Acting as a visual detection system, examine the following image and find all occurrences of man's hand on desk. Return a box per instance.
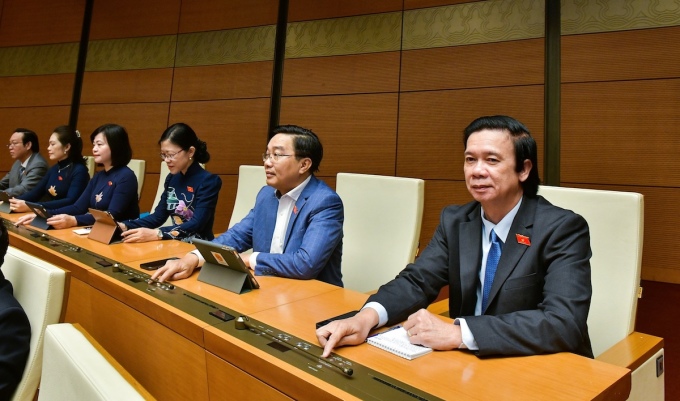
[151,253,199,282]
[316,308,379,358]
[8,198,29,212]
[402,309,462,350]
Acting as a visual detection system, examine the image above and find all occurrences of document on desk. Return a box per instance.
[367,325,432,360]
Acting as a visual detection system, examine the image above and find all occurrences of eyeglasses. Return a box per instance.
[262,153,293,163]
[6,142,22,148]
[160,149,185,161]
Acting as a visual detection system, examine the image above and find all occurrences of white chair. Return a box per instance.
[127,159,146,200]
[84,156,95,178]
[4,247,67,401]
[335,173,424,293]
[229,165,266,228]
[38,323,151,401]
[536,185,663,401]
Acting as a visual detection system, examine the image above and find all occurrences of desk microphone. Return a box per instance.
[235,316,353,376]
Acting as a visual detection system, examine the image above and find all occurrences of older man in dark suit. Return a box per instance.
[0,224,32,399]
[0,128,49,198]
[317,115,593,358]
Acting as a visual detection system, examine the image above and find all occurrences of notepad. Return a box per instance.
[366,326,432,360]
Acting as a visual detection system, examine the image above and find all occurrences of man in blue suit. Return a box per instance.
[153,125,344,286]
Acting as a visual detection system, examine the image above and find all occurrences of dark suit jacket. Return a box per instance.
[213,175,344,287]
[0,273,31,400]
[367,195,593,357]
[0,152,49,197]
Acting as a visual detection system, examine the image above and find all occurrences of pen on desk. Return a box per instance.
[367,324,402,338]
[235,316,353,376]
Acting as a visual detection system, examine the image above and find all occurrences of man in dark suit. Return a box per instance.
[317,115,593,358]
[0,224,32,399]
[152,124,344,286]
[0,129,49,198]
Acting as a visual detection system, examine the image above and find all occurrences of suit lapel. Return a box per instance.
[458,205,482,316]
[260,191,278,252]
[283,176,317,251]
[485,196,537,311]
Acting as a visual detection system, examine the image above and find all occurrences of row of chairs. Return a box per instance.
[4,247,148,400]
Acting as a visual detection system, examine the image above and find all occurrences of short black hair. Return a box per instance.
[90,124,133,167]
[272,124,323,173]
[15,128,39,153]
[463,115,540,197]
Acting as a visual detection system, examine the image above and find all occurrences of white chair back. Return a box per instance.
[127,159,146,200]
[229,165,266,228]
[38,323,150,401]
[4,247,67,401]
[537,185,644,357]
[84,156,95,178]
[336,173,424,293]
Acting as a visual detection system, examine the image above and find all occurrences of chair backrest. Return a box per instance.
[336,173,425,293]
[537,185,644,357]
[127,159,146,200]
[38,323,151,401]
[229,165,267,228]
[84,156,95,178]
[3,247,67,401]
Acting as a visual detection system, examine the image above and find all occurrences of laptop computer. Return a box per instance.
[193,238,259,294]
[0,191,11,213]
[88,208,123,244]
[25,201,52,230]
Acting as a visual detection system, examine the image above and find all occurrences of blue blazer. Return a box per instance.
[213,175,344,286]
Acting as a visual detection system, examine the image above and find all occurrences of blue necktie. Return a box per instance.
[482,229,502,312]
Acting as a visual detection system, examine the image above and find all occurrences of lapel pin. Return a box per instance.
[516,234,531,246]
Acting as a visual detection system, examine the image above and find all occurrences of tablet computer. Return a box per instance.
[0,191,11,213]
[88,208,123,244]
[193,238,259,294]
[25,201,51,230]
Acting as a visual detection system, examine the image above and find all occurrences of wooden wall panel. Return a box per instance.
[288,0,402,22]
[561,79,680,187]
[280,94,399,177]
[178,0,279,33]
[0,106,70,171]
[400,39,544,92]
[0,0,84,46]
[89,0,181,40]
[172,62,273,102]
[397,86,545,180]
[81,69,174,104]
[0,74,75,107]
[563,26,680,83]
[419,180,471,254]
[282,52,400,96]
[168,99,271,175]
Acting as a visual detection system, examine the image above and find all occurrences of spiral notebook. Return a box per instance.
[366,325,432,360]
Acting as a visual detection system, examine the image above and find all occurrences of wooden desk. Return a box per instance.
[3,213,631,400]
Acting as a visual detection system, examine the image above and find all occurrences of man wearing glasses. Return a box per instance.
[0,129,48,198]
[153,125,344,287]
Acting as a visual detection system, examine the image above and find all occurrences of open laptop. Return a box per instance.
[193,238,259,294]
[0,191,11,213]
[25,201,52,230]
[88,208,123,244]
